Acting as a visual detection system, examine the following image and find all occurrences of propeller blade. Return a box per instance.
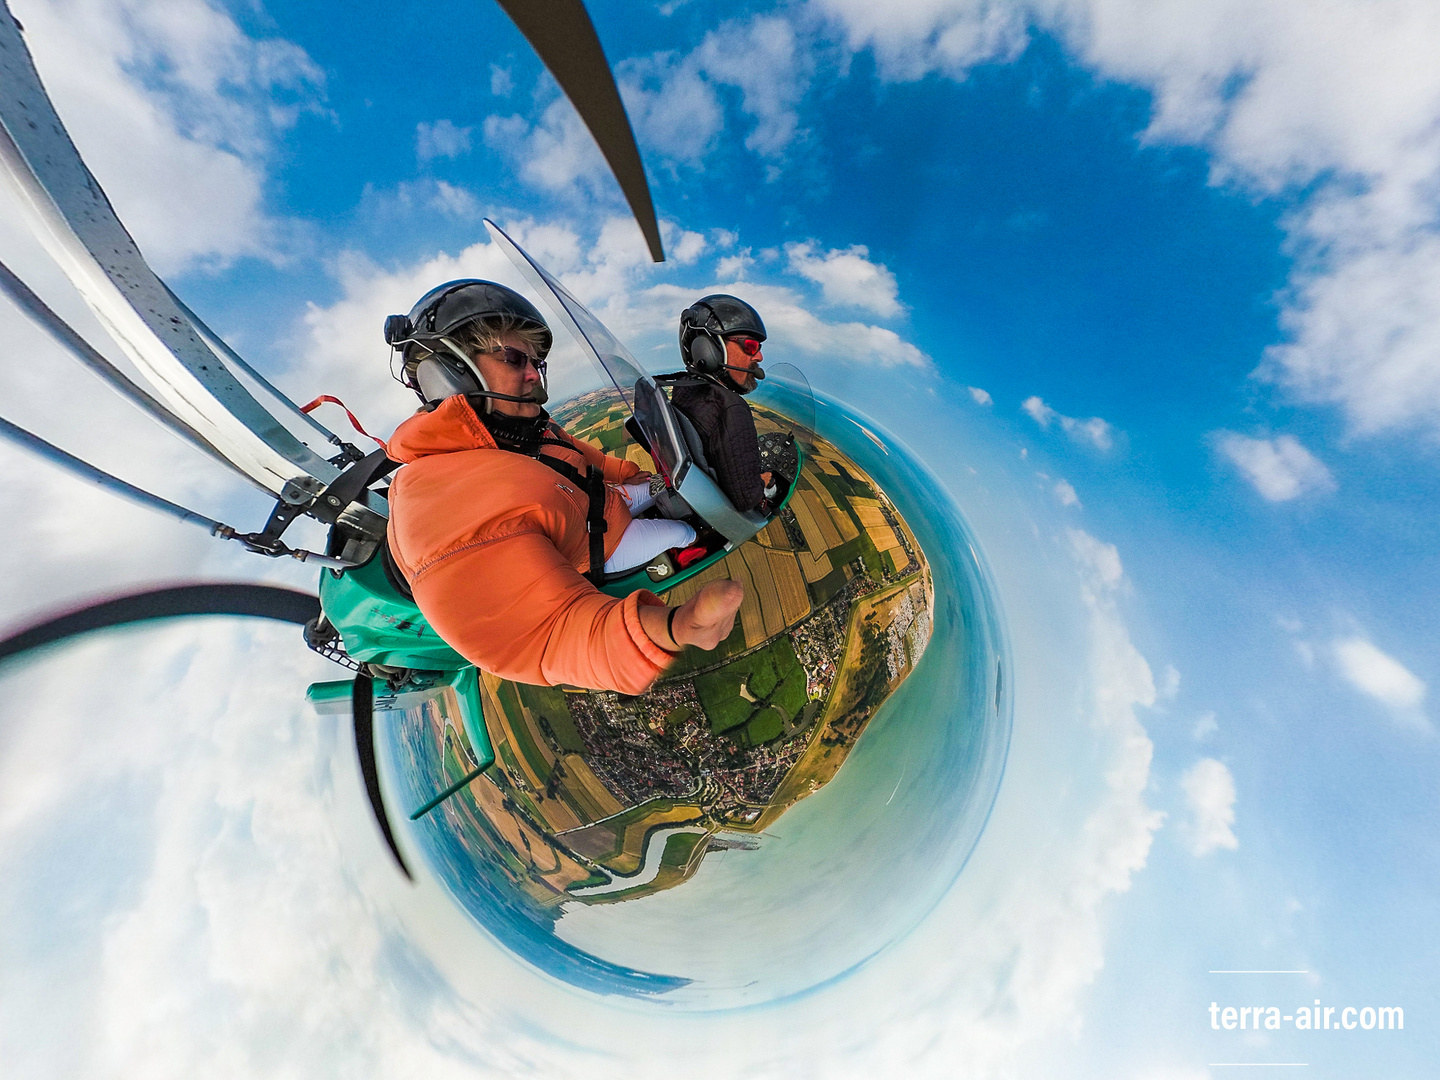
[494,0,665,262]
[0,583,320,664]
[351,671,415,881]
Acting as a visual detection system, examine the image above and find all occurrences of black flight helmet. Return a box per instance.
[679,294,767,380]
[385,279,553,408]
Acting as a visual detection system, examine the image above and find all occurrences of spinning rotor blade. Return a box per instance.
[0,586,414,880]
[495,0,665,262]
[0,583,320,664]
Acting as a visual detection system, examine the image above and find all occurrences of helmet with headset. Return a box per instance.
[384,279,553,409]
[678,294,766,381]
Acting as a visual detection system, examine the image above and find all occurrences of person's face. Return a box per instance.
[472,333,544,416]
[724,335,763,392]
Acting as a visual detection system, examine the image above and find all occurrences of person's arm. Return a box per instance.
[711,395,765,512]
[411,530,741,694]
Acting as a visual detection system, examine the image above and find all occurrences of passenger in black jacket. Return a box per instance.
[672,294,774,513]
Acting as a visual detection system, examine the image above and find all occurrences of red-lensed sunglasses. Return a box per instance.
[480,345,546,375]
[728,336,763,357]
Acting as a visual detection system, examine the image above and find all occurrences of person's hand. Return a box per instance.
[673,580,744,649]
[640,580,743,653]
[760,471,773,487]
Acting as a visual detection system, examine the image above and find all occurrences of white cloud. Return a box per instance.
[1053,478,1081,507]
[618,15,812,168]
[809,0,1440,438]
[1068,527,1124,589]
[1192,711,1218,741]
[416,119,473,162]
[716,249,755,279]
[785,242,903,317]
[1181,757,1238,856]
[1332,636,1429,722]
[489,63,514,97]
[1022,395,1056,426]
[693,16,810,157]
[1022,396,1115,450]
[430,180,481,219]
[1057,414,1110,451]
[812,0,1029,82]
[483,96,608,196]
[619,51,725,165]
[968,386,993,406]
[14,0,324,274]
[1214,432,1334,501]
[665,224,708,265]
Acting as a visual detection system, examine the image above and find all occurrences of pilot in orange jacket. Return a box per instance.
[383,279,742,695]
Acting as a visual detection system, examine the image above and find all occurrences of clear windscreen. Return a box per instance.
[485,220,650,417]
[749,361,815,443]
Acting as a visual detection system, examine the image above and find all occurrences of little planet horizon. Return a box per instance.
[373,389,1008,1005]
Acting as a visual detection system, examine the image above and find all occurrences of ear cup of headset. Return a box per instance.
[689,331,724,374]
[680,303,726,374]
[413,353,481,403]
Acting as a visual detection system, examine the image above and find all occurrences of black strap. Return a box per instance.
[584,463,607,585]
[313,448,398,525]
[502,425,611,586]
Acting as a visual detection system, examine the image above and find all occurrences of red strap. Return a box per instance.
[300,395,386,448]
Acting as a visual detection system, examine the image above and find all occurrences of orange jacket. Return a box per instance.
[385,395,676,694]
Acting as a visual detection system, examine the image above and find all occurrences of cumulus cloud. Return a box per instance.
[968,386,993,406]
[716,249,755,279]
[1181,757,1238,856]
[1022,396,1115,450]
[14,0,323,274]
[785,242,903,317]
[809,0,1440,438]
[1214,432,1334,501]
[483,96,608,196]
[416,119,473,162]
[1331,636,1430,731]
[812,0,1029,81]
[618,15,812,167]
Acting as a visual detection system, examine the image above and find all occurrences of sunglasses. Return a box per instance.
[480,345,546,375]
[729,336,763,357]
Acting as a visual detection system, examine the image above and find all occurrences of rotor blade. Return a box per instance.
[0,259,263,491]
[494,0,664,262]
[0,7,341,495]
[0,584,320,664]
[165,286,353,457]
[351,671,415,881]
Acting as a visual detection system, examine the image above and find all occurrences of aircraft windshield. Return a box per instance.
[484,220,650,417]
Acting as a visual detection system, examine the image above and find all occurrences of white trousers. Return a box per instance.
[604,481,696,572]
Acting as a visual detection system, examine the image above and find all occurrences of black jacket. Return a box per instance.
[671,378,764,512]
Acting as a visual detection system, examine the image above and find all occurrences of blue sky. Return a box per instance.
[1,0,1438,1076]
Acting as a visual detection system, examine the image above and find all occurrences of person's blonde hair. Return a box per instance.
[450,314,549,359]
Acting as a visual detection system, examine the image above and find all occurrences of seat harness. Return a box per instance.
[471,403,608,585]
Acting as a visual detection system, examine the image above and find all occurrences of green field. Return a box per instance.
[693,635,807,747]
[660,830,704,869]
